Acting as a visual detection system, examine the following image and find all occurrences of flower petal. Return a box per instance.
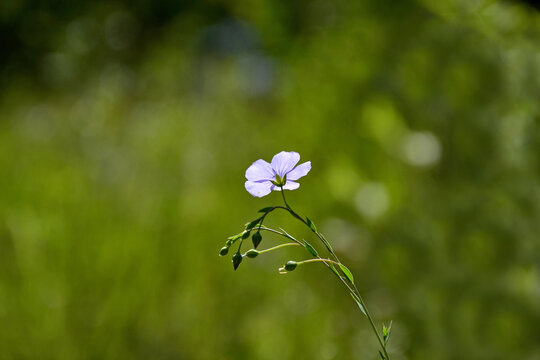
[271,181,300,191]
[283,180,300,190]
[271,151,300,177]
[287,161,311,181]
[245,180,273,197]
[245,159,274,181]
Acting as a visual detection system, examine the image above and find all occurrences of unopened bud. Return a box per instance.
[252,231,262,248]
[246,249,259,258]
[284,261,297,271]
[232,252,243,270]
[219,246,229,256]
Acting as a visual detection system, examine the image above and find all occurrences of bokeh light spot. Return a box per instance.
[355,182,389,220]
[401,131,441,167]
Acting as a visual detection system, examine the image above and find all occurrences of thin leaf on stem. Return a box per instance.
[350,293,367,316]
[339,264,354,284]
[303,240,319,257]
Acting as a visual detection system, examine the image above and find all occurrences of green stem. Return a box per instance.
[256,242,301,255]
[279,189,390,360]
[256,226,303,246]
[280,186,290,208]
[296,258,341,266]
[353,283,389,359]
[237,238,244,254]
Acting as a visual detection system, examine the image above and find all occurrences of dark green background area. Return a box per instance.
[1,0,540,359]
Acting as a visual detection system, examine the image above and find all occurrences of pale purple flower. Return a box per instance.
[245,151,311,197]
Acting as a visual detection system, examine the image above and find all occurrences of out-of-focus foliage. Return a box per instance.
[1,0,540,359]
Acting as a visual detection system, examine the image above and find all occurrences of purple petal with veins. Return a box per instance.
[271,151,300,177]
[286,161,311,181]
[245,159,274,182]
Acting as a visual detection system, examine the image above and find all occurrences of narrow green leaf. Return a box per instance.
[383,321,393,344]
[246,217,262,230]
[319,234,334,252]
[279,228,295,241]
[329,263,341,278]
[258,207,274,213]
[226,233,243,247]
[379,350,386,359]
[350,293,367,316]
[339,264,354,284]
[303,240,319,257]
[227,233,243,241]
[306,217,317,232]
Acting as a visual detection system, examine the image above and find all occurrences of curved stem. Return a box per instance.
[278,189,390,360]
[255,242,301,255]
[297,258,341,266]
[256,226,303,246]
[257,205,297,232]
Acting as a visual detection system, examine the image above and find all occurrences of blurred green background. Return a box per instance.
[1,0,540,359]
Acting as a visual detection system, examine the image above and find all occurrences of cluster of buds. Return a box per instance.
[219,216,267,270]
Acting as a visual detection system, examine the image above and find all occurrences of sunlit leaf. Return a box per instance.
[227,233,242,241]
[339,264,354,284]
[329,263,341,278]
[303,240,318,257]
[383,321,393,344]
[306,217,317,232]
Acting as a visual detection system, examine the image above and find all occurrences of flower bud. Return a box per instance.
[219,246,229,256]
[226,240,233,247]
[252,231,262,248]
[246,249,259,258]
[232,252,243,270]
[242,230,251,240]
[284,261,297,271]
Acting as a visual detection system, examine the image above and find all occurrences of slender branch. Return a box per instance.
[279,189,390,360]
[280,186,290,208]
[296,258,342,266]
[350,282,389,359]
[257,205,298,232]
[237,238,244,253]
[256,225,303,246]
[255,242,301,255]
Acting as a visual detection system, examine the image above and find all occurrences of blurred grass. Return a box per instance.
[1,0,540,359]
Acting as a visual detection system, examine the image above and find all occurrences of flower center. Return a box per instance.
[271,174,287,187]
